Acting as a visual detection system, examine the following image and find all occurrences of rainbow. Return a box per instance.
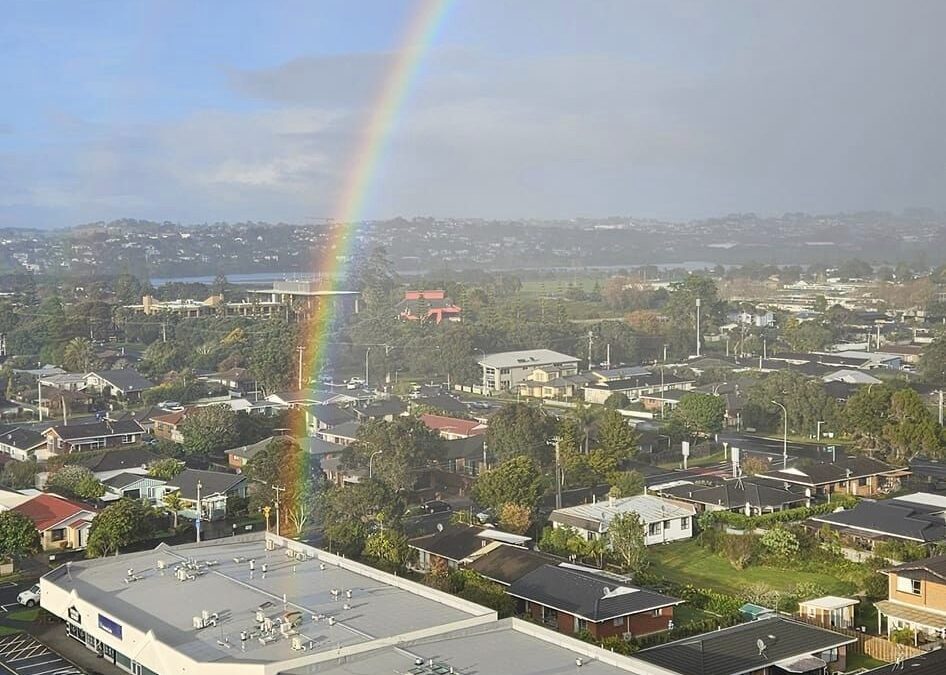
[301,0,451,385]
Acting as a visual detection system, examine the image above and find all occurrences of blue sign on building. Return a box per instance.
[98,614,123,639]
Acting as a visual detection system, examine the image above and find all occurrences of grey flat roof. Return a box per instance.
[478,349,579,369]
[281,618,660,675]
[43,538,478,666]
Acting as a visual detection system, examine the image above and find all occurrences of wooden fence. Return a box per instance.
[795,615,924,662]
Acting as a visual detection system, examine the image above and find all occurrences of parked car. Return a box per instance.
[421,500,453,514]
[17,584,40,607]
[158,400,183,411]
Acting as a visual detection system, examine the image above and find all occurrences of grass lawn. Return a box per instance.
[649,539,856,597]
[5,607,39,622]
[845,652,886,670]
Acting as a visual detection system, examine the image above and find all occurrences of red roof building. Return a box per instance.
[420,414,487,440]
[13,493,97,551]
[397,290,462,324]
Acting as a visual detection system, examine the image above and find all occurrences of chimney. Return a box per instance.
[609,494,615,508]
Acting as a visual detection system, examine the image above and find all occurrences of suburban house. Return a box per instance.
[863,648,946,674]
[352,398,409,422]
[468,544,561,587]
[809,492,946,547]
[408,524,531,572]
[102,473,166,505]
[478,349,580,392]
[634,616,856,675]
[516,366,588,400]
[42,419,146,455]
[307,404,356,433]
[877,555,946,640]
[13,493,97,551]
[442,435,489,477]
[797,596,859,630]
[68,446,158,483]
[317,420,362,446]
[508,564,682,639]
[226,436,276,471]
[420,413,486,440]
[151,409,189,443]
[83,369,154,403]
[758,456,907,497]
[0,425,46,461]
[639,388,691,413]
[0,486,32,511]
[549,494,696,546]
[583,371,695,405]
[202,367,258,396]
[397,290,462,323]
[158,469,247,522]
[650,479,808,516]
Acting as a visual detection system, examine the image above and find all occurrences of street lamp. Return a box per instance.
[369,450,383,479]
[365,347,371,389]
[771,400,788,469]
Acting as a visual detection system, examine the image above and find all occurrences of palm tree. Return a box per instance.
[570,401,597,454]
[163,491,185,530]
[62,337,96,373]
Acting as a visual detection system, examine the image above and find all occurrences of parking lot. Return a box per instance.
[0,633,82,675]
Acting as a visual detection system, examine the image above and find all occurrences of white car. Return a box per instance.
[17,584,40,607]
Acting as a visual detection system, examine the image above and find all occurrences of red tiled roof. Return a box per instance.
[13,494,95,531]
[420,414,486,437]
[151,409,189,425]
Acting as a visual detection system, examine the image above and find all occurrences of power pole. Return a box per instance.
[162,320,167,343]
[272,485,286,537]
[37,381,43,423]
[554,438,563,510]
[695,298,702,357]
[605,344,611,370]
[587,331,594,371]
[297,346,305,391]
[195,480,203,543]
[938,390,944,426]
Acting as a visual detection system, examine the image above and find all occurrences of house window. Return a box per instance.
[51,528,65,542]
[576,618,587,632]
[858,477,868,486]
[897,576,921,595]
[652,609,662,617]
[613,617,624,626]
[820,648,839,663]
[663,520,671,531]
[680,517,689,530]
[648,522,661,536]
[122,434,136,444]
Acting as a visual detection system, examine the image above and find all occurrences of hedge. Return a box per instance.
[697,495,858,531]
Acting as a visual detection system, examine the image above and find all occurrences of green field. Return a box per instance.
[649,539,856,597]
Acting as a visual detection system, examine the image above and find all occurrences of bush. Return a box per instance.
[698,495,859,531]
[874,540,928,563]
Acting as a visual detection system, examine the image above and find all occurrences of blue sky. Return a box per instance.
[2,1,945,227]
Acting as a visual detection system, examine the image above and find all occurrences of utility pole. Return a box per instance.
[938,390,944,426]
[162,320,167,343]
[772,400,788,469]
[195,480,203,543]
[297,346,304,391]
[37,381,43,423]
[587,331,594,371]
[554,438,563,510]
[695,298,702,357]
[605,344,611,370]
[365,347,371,388]
[272,485,285,538]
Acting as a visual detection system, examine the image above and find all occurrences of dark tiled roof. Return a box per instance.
[408,524,487,562]
[89,369,154,393]
[883,555,946,582]
[865,648,946,674]
[762,456,899,486]
[508,564,681,622]
[443,435,486,461]
[660,480,806,510]
[166,469,245,499]
[0,425,45,451]
[103,472,154,489]
[812,499,946,543]
[467,545,561,586]
[320,420,362,440]
[412,394,469,416]
[635,616,855,675]
[73,446,158,473]
[309,404,356,427]
[355,398,408,419]
[584,373,692,391]
[47,420,144,441]
[297,437,345,457]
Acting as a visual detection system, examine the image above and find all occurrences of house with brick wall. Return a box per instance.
[507,564,682,639]
[877,555,946,641]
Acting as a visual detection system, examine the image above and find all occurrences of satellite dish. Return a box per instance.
[436,523,444,532]
[757,638,767,656]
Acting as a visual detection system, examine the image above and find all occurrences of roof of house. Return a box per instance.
[797,596,858,610]
[420,414,485,437]
[165,469,245,500]
[822,369,883,385]
[634,616,856,675]
[882,555,946,581]
[584,372,692,392]
[550,494,695,532]
[864,647,946,674]
[88,369,154,393]
[467,545,561,586]
[13,493,95,531]
[320,420,362,440]
[811,498,946,543]
[639,388,691,402]
[71,446,158,473]
[226,436,277,461]
[478,349,579,369]
[760,456,900,486]
[411,394,470,416]
[0,425,46,451]
[508,564,682,622]
[297,436,345,457]
[443,435,486,461]
[309,404,356,427]
[150,409,189,425]
[355,398,408,419]
[408,524,489,563]
[103,472,161,489]
[45,419,144,441]
[656,480,806,511]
